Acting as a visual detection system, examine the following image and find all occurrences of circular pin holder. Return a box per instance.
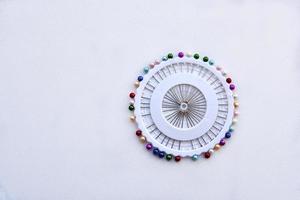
[128,52,239,162]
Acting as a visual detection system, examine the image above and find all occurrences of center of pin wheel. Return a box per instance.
[179,102,188,112]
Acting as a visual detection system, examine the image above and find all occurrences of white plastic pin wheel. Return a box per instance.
[128,52,239,162]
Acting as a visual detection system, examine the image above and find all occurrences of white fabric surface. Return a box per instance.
[0,0,300,200]
[0,186,10,200]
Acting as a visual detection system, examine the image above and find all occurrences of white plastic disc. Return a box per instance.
[130,53,238,160]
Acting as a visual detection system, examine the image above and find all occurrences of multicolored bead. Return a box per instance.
[192,154,199,161]
[139,136,146,143]
[178,52,184,58]
[230,84,235,90]
[175,155,181,162]
[137,76,143,82]
[136,130,142,137]
[167,53,173,59]
[226,78,232,84]
[209,60,215,65]
[158,151,165,158]
[134,81,140,87]
[234,102,239,108]
[166,154,173,161]
[129,92,135,98]
[128,105,135,111]
[186,52,192,57]
[214,144,221,151]
[146,143,153,150]
[204,152,211,159]
[144,66,150,73]
[219,139,226,146]
[225,132,231,138]
[194,53,200,59]
[153,148,159,155]
[203,56,209,62]
[234,111,239,116]
[232,118,238,124]
[130,115,136,121]
[149,63,155,68]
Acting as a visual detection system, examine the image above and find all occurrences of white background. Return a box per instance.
[0,0,300,200]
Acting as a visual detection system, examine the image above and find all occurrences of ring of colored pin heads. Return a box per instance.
[128,52,239,162]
